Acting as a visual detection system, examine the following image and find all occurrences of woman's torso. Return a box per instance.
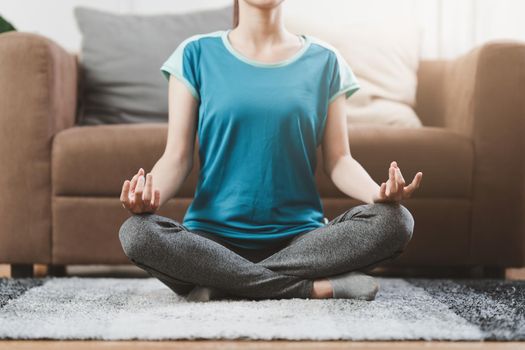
[160,29,359,249]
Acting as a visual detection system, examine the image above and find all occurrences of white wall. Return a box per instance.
[1,0,524,59]
[0,0,231,53]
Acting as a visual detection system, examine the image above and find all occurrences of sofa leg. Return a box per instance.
[10,264,34,278]
[469,265,506,278]
[47,264,67,277]
[483,266,506,279]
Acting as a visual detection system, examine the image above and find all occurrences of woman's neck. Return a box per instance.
[232,0,297,49]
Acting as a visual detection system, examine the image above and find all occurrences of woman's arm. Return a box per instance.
[152,75,199,208]
[321,95,422,204]
[321,94,379,204]
[121,75,199,213]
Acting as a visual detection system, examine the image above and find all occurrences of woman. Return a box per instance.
[118,0,423,302]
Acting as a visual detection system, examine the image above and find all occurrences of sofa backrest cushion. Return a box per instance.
[75,4,422,128]
[284,1,423,128]
[74,5,232,125]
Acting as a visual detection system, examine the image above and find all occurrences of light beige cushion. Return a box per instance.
[284,1,423,128]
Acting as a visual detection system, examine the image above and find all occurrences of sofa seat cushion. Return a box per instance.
[52,123,473,198]
[316,126,473,198]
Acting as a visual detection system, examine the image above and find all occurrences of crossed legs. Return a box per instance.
[118,202,414,300]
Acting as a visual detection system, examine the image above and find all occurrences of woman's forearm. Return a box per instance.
[150,154,193,208]
[328,155,380,204]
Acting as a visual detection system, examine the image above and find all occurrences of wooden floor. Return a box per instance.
[1,264,524,349]
[0,340,524,350]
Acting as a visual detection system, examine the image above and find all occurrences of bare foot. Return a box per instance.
[311,278,333,299]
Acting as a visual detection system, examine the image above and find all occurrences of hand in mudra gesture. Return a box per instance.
[120,168,161,214]
[373,161,423,203]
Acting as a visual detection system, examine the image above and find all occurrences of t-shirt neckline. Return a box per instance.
[220,29,310,68]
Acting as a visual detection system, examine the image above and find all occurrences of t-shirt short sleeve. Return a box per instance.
[328,49,360,104]
[160,38,200,101]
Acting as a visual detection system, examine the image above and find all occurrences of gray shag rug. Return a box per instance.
[0,276,524,341]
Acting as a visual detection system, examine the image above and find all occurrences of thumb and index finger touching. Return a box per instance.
[390,161,423,197]
[121,168,158,213]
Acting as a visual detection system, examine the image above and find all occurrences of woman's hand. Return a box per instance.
[372,161,422,204]
[120,168,161,214]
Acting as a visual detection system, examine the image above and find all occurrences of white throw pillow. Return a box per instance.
[283,1,423,128]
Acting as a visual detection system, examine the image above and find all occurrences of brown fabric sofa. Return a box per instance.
[1,32,524,277]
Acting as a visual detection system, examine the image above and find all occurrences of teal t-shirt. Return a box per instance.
[160,29,360,249]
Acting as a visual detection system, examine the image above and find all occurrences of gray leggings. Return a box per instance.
[118,202,414,300]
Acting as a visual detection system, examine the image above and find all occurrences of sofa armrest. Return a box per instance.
[0,32,78,264]
[442,41,525,266]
